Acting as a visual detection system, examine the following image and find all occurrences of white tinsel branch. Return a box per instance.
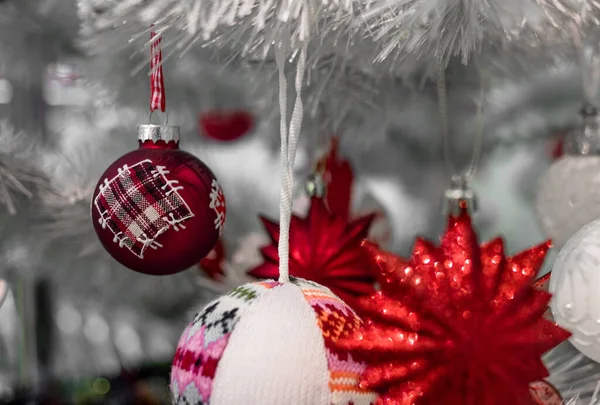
[246,53,380,131]
[565,381,600,404]
[78,0,353,62]
[0,121,49,215]
[544,341,600,403]
[353,0,600,67]
[39,184,97,256]
[78,0,600,76]
[40,104,139,259]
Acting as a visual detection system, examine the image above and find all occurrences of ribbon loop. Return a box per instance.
[150,31,166,113]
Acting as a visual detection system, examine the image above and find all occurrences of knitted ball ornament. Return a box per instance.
[170,277,377,405]
[172,44,376,405]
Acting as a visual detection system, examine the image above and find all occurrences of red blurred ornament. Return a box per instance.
[91,125,226,275]
[198,238,226,280]
[549,132,565,160]
[248,197,377,306]
[529,381,562,405]
[199,109,254,142]
[336,210,570,405]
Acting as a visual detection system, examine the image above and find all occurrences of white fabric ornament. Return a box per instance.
[535,89,600,248]
[170,278,377,405]
[536,155,600,249]
[550,219,600,363]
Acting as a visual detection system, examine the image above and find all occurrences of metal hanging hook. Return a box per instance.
[149,110,169,126]
[437,60,486,215]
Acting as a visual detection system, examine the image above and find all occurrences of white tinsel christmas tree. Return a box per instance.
[0,0,600,403]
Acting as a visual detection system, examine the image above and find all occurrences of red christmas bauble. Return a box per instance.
[91,124,226,275]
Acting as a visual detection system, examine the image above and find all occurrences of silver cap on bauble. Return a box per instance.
[137,124,180,143]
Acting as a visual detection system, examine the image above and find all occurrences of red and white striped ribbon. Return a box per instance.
[150,30,166,112]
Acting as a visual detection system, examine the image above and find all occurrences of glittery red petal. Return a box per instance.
[259,216,280,243]
[493,242,551,310]
[479,238,505,302]
[362,359,431,391]
[363,242,412,297]
[410,239,451,308]
[247,262,278,279]
[440,213,480,309]
[259,244,279,262]
[377,365,448,405]
[496,290,551,328]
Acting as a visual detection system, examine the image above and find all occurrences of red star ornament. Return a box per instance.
[248,197,377,306]
[318,137,390,246]
[198,238,226,281]
[319,136,354,217]
[336,210,570,405]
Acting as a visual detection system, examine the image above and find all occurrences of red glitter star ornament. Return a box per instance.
[248,197,377,305]
[336,211,570,405]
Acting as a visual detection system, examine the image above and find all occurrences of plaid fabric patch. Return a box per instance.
[94,159,194,258]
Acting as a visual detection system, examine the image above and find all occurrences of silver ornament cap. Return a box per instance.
[304,172,326,198]
[565,104,600,155]
[137,124,180,143]
[443,175,477,216]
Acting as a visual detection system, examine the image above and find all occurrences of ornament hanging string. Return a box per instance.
[275,41,309,283]
[150,29,167,121]
[436,58,485,182]
[571,24,600,105]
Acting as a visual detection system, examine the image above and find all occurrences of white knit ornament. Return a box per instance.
[535,156,600,249]
[550,219,600,364]
[170,277,377,405]
[169,33,376,405]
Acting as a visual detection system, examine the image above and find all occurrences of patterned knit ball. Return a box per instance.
[170,277,377,405]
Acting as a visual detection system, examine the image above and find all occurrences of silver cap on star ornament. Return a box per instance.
[443,175,477,216]
[565,104,600,156]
